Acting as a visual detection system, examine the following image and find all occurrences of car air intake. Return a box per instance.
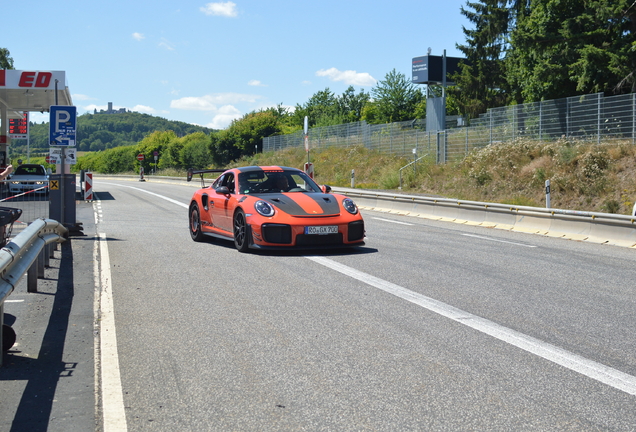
[262,224,292,244]
[347,221,365,241]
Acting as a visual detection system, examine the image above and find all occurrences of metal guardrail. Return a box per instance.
[0,219,68,362]
[337,188,636,248]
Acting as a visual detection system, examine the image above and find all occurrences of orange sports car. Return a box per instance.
[187,166,365,252]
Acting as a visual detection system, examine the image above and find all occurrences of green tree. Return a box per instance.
[451,0,512,118]
[136,130,178,172]
[0,48,14,69]
[178,132,213,170]
[210,110,281,166]
[337,86,370,123]
[368,69,424,123]
[291,88,341,128]
[506,0,636,101]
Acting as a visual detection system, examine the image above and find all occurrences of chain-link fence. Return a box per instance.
[0,181,50,236]
[263,92,636,163]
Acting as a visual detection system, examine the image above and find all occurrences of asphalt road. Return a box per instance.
[2,176,636,431]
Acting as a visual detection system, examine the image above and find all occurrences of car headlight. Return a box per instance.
[254,200,275,217]
[342,198,358,215]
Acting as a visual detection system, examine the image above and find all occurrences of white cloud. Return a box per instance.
[248,80,266,87]
[170,93,261,111]
[72,94,94,101]
[132,105,156,115]
[132,32,145,41]
[170,93,267,129]
[159,38,175,51]
[207,105,242,129]
[200,2,238,17]
[28,112,49,124]
[316,68,377,86]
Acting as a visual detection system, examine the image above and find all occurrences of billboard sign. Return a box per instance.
[412,55,463,85]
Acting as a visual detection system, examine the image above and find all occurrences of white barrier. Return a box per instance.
[337,188,636,248]
[84,172,93,201]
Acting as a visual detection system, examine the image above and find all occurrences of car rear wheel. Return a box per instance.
[233,209,250,252]
[189,203,206,242]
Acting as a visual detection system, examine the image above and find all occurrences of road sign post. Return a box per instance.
[137,154,145,181]
[49,105,77,229]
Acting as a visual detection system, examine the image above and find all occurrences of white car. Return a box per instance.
[8,164,50,195]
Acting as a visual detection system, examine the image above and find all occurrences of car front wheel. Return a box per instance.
[233,209,250,252]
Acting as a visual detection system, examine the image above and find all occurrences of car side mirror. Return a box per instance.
[321,185,332,193]
[216,186,230,195]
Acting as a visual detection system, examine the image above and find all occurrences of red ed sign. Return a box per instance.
[137,154,145,161]
[0,70,64,89]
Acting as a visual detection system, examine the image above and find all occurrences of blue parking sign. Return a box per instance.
[49,105,77,146]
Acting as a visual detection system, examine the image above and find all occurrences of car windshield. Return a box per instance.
[14,166,45,176]
[238,170,322,194]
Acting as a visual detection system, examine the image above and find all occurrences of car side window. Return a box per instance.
[212,174,224,189]
[225,174,235,194]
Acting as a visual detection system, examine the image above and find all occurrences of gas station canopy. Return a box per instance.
[0,70,72,118]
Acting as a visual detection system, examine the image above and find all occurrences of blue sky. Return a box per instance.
[5,1,470,129]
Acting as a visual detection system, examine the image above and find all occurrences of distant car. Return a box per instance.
[8,164,49,195]
[187,165,365,252]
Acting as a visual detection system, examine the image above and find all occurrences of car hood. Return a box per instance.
[257,193,342,217]
[9,175,48,181]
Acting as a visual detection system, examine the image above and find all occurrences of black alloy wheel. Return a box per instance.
[233,209,249,252]
[189,203,206,242]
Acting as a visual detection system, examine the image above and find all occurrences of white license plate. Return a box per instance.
[305,225,338,235]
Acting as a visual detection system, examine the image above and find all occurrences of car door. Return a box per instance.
[210,173,237,233]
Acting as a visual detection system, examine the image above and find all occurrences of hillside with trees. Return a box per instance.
[9,112,215,154]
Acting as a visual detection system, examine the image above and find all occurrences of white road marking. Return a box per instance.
[100,182,189,209]
[373,217,414,226]
[96,232,128,431]
[462,233,537,247]
[306,256,636,396]
[5,299,24,303]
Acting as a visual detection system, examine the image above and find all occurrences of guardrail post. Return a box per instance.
[37,249,45,278]
[27,260,38,293]
[44,244,50,267]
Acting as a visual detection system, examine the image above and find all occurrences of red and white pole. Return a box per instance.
[84,172,93,201]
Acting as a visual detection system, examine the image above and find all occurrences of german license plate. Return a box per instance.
[305,225,338,235]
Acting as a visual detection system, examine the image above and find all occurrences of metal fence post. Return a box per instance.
[633,93,636,145]
[539,100,543,141]
[489,110,493,145]
[598,93,602,145]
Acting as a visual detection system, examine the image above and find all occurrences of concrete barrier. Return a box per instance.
[338,188,636,249]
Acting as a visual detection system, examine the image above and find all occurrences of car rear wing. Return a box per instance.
[186,168,226,188]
